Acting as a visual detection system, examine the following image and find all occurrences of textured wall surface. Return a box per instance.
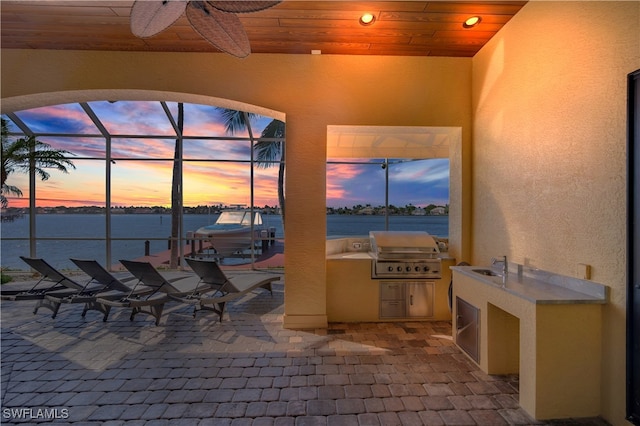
[1,51,472,328]
[472,2,640,424]
[3,2,639,423]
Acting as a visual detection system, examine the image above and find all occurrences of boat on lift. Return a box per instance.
[194,209,265,257]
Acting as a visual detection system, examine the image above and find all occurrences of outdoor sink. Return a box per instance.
[472,268,501,277]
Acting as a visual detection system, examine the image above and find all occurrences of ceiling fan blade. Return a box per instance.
[187,1,251,58]
[206,1,282,14]
[130,0,187,38]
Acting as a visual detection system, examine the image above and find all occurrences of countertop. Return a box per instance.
[451,265,608,305]
[326,252,373,260]
[327,252,456,261]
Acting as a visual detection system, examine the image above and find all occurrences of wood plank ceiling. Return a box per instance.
[1,1,527,57]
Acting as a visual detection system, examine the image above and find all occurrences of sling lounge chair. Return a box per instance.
[94,260,204,325]
[171,257,280,321]
[67,258,155,322]
[1,256,85,302]
[36,257,144,319]
[5,256,113,318]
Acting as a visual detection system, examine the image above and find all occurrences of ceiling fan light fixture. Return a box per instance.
[463,16,482,28]
[130,0,188,38]
[359,13,376,26]
[129,0,282,58]
[187,1,251,58]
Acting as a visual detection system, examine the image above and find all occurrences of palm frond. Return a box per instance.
[254,120,285,168]
[1,118,76,207]
[1,184,22,197]
[216,108,258,135]
[9,137,76,181]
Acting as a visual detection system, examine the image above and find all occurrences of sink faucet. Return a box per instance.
[491,256,508,275]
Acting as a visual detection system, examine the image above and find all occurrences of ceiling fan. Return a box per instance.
[130,1,282,58]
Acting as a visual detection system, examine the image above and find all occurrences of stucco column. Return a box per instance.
[282,115,328,329]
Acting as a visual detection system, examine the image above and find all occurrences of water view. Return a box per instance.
[1,214,448,271]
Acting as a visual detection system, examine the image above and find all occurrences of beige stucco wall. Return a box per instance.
[0,50,472,329]
[2,1,639,422]
[471,2,640,425]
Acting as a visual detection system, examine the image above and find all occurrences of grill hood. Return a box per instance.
[369,231,440,260]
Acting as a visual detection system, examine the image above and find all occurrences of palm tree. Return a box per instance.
[169,103,184,269]
[1,118,75,208]
[217,109,286,225]
[254,119,285,222]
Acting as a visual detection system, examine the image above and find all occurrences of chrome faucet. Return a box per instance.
[491,255,508,275]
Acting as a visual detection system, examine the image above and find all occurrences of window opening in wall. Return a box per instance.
[326,157,449,238]
[326,125,454,244]
[1,101,285,272]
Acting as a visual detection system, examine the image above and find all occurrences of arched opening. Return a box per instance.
[1,90,286,272]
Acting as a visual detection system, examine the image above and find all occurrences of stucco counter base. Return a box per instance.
[327,254,454,322]
[451,268,605,420]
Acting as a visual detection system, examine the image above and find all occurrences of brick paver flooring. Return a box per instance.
[1,276,610,425]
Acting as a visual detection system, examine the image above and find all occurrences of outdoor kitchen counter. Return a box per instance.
[326,252,373,260]
[328,251,456,262]
[450,264,608,421]
[451,265,608,304]
[326,237,454,322]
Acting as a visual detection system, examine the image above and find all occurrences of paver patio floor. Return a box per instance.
[1,275,610,425]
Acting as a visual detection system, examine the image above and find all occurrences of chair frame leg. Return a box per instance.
[193,301,226,322]
[82,301,111,322]
[34,299,61,318]
[130,304,165,326]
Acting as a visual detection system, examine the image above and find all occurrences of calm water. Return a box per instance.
[1,214,448,270]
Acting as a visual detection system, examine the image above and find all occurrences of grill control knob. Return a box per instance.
[397,266,403,272]
[423,266,430,272]
[388,266,394,272]
[415,266,421,272]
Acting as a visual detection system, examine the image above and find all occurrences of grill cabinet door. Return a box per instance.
[379,281,434,319]
[407,281,434,318]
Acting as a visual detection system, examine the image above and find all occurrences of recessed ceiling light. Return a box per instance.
[359,13,376,26]
[463,16,482,28]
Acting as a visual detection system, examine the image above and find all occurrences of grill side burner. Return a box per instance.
[369,231,442,279]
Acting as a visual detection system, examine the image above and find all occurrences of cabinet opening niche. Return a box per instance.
[456,297,480,362]
[487,303,520,375]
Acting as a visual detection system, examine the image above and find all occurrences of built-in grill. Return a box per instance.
[369,230,442,319]
[370,231,442,279]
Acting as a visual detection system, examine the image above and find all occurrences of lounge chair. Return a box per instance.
[5,256,113,318]
[68,258,155,322]
[184,255,235,292]
[171,257,280,321]
[1,256,82,302]
[94,260,204,326]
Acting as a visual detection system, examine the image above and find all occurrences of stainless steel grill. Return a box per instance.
[369,231,442,279]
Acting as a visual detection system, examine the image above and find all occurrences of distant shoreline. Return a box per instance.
[2,206,449,217]
[1,210,449,217]
[1,214,448,271]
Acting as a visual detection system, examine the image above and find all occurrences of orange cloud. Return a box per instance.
[326,163,361,202]
[4,102,284,209]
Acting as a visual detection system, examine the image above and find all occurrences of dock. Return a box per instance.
[127,239,284,271]
[0,213,23,222]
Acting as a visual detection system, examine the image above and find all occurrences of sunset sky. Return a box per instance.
[2,101,449,209]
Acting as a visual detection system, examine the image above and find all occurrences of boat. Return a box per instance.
[193,210,266,257]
